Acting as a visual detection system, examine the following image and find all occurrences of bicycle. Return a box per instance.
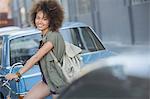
[0,62,23,99]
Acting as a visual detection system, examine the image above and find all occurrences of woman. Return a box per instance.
[5,0,68,99]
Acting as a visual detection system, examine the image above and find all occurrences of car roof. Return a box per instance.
[0,28,40,39]
[0,26,21,33]
[0,22,88,38]
[61,22,88,29]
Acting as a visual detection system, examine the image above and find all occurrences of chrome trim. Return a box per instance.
[21,73,41,79]
[16,92,27,95]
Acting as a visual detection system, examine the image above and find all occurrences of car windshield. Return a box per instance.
[0,37,2,65]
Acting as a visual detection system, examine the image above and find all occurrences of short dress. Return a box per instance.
[38,31,68,94]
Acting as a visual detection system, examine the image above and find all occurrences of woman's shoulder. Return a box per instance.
[46,31,63,41]
[47,31,61,37]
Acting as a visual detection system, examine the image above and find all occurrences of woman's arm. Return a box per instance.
[19,41,53,75]
[5,41,53,80]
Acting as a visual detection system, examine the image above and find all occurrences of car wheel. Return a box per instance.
[0,92,4,99]
[0,86,9,99]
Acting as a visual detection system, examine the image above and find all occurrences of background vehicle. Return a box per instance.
[0,26,20,33]
[0,22,115,98]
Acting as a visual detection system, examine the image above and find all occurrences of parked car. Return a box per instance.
[58,49,150,99]
[0,22,115,99]
[0,26,20,33]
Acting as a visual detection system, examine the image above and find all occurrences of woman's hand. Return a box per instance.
[5,73,18,80]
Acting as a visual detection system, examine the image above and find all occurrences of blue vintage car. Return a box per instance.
[0,22,115,99]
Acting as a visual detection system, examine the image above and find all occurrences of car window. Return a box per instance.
[10,34,41,65]
[0,37,3,65]
[60,28,86,50]
[80,27,105,52]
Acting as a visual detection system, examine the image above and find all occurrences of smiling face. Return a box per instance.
[35,11,49,34]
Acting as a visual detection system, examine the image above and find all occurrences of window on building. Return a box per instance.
[78,0,91,15]
[0,37,3,65]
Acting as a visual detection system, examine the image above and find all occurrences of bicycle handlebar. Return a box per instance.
[0,62,23,85]
[0,62,24,96]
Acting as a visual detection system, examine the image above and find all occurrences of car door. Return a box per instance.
[60,26,113,65]
[9,33,42,93]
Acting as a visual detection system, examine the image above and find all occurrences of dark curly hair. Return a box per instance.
[30,0,64,32]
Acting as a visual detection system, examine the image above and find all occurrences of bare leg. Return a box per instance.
[23,81,51,99]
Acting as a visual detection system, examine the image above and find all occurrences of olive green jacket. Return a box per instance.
[39,31,68,93]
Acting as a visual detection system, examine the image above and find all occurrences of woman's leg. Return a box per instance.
[24,81,51,99]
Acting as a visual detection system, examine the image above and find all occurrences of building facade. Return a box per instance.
[0,0,14,27]
[1,0,150,45]
[66,0,150,45]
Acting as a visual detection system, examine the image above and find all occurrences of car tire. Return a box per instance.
[0,92,4,99]
[0,85,10,99]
